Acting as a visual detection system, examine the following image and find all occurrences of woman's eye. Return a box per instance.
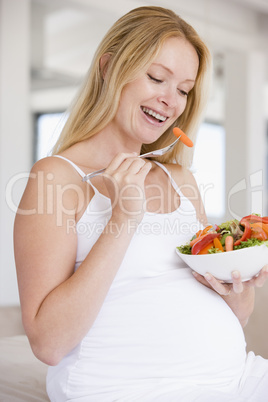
[179,89,188,97]
[147,74,162,83]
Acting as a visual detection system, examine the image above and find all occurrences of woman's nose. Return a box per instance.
[157,89,177,109]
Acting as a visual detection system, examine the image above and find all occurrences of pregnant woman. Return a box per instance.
[14,6,268,401]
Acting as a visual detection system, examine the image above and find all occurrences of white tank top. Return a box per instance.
[47,156,247,402]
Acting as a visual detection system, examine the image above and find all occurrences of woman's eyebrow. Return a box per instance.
[151,63,195,83]
[151,63,173,75]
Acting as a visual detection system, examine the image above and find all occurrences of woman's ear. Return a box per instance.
[99,53,111,79]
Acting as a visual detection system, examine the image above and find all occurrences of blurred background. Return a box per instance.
[1,0,268,355]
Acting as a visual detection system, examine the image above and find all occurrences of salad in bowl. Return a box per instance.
[176,214,268,282]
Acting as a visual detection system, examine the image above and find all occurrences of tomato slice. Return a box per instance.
[251,222,268,236]
[242,215,268,224]
[250,223,268,241]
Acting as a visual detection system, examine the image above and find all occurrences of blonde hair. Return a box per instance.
[52,6,212,167]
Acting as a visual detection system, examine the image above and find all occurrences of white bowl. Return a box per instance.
[176,244,268,282]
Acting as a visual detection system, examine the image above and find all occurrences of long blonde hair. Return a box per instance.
[52,6,212,167]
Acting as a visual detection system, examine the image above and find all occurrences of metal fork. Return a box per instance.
[82,135,181,181]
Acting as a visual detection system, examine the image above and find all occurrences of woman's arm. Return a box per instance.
[14,154,151,365]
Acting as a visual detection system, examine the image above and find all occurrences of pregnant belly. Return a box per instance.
[81,272,246,386]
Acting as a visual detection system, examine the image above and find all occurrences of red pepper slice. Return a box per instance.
[241,215,268,224]
[234,215,268,246]
[214,224,220,232]
[198,242,214,255]
[191,233,220,255]
[234,219,251,246]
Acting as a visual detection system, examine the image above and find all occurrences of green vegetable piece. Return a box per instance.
[177,244,192,255]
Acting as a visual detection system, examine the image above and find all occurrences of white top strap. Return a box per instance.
[53,155,86,177]
[53,155,100,194]
[53,156,183,198]
[153,161,182,196]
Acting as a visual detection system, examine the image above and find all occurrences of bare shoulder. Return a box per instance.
[17,155,92,224]
[165,163,207,226]
[30,155,79,182]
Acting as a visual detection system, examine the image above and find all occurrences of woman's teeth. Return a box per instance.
[142,107,167,122]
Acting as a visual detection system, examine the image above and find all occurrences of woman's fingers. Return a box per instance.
[192,271,210,288]
[230,271,244,294]
[203,271,249,296]
[203,273,231,296]
[192,271,231,295]
[102,152,152,222]
[105,152,138,173]
[138,160,152,178]
[104,153,152,187]
[193,265,268,298]
[119,157,148,175]
[105,152,144,169]
[105,152,152,180]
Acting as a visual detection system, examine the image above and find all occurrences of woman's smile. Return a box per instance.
[140,106,169,124]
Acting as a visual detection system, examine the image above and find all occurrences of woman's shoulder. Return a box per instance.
[17,156,88,223]
[30,155,81,183]
[24,156,86,207]
[31,155,69,173]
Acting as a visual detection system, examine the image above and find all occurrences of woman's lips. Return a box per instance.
[141,106,168,123]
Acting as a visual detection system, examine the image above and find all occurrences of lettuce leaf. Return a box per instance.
[177,244,192,255]
[208,247,223,254]
[218,219,240,231]
[234,238,268,250]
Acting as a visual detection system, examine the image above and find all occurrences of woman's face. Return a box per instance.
[112,36,199,145]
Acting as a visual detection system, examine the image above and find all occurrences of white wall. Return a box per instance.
[1,0,268,305]
[225,50,267,221]
[0,0,31,305]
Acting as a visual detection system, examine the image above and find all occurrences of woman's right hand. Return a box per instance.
[103,152,152,224]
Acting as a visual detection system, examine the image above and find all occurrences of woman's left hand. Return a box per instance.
[192,265,268,327]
